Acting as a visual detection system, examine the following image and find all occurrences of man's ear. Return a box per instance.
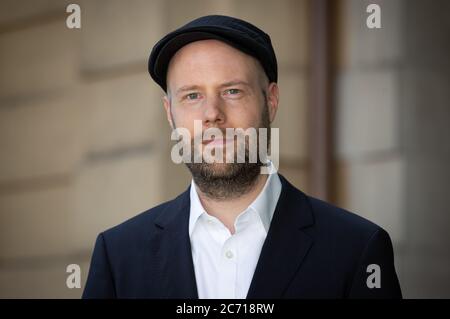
[163,95,174,130]
[266,82,279,123]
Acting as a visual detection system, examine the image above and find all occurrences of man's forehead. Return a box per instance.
[166,40,261,91]
[173,38,241,54]
[169,39,257,70]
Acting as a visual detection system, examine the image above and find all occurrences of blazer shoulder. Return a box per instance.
[306,195,385,241]
[101,190,187,243]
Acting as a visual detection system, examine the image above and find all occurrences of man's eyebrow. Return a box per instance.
[219,80,251,88]
[174,80,251,95]
[175,85,202,95]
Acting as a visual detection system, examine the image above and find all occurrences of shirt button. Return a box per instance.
[225,250,234,259]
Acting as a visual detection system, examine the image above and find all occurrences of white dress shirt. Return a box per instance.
[189,172,282,299]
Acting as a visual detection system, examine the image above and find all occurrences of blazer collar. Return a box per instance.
[153,188,198,298]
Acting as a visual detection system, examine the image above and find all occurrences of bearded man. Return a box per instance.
[83,15,402,299]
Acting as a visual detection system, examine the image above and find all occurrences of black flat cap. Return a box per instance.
[148,15,278,92]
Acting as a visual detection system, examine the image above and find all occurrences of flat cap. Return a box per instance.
[148,15,278,92]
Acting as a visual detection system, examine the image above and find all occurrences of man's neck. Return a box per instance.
[195,174,269,235]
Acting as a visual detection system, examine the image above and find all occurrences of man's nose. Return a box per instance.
[202,95,225,127]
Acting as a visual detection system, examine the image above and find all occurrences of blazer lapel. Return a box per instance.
[246,175,315,298]
[153,187,198,298]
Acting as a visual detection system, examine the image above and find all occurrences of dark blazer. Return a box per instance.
[83,175,402,299]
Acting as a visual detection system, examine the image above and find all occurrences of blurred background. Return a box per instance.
[0,0,449,298]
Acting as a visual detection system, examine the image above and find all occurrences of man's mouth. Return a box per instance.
[202,137,234,147]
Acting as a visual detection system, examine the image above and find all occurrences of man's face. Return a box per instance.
[163,39,279,197]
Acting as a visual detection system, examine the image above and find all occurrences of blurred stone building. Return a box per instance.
[0,0,448,298]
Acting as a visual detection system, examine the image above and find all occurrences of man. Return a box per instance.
[83,15,402,299]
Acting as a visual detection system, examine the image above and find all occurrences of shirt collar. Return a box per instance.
[248,171,281,232]
[188,167,282,236]
[189,179,207,236]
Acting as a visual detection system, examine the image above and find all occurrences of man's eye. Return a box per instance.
[225,88,241,95]
[186,93,200,100]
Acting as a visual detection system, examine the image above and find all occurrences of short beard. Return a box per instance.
[185,101,271,201]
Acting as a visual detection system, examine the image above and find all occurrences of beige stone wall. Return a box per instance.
[335,0,450,298]
[334,0,406,295]
[334,0,405,243]
[0,0,310,298]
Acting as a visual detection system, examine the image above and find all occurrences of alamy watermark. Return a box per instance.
[366,264,381,289]
[66,264,81,289]
[170,120,279,175]
[66,4,81,29]
[366,4,381,29]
